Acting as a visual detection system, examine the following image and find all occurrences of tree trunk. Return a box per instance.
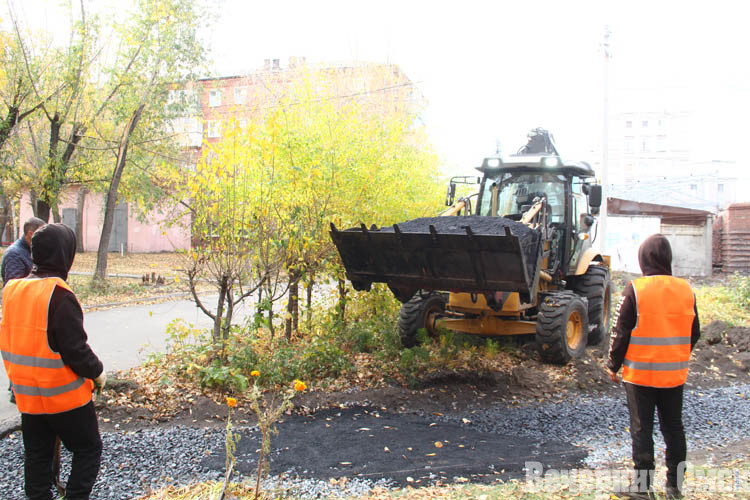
[37,114,62,223]
[305,274,314,332]
[267,305,275,338]
[285,269,300,340]
[223,284,234,338]
[75,186,87,251]
[337,278,348,324]
[35,199,51,223]
[93,105,144,282]
[0,106,20,153]
[38,111,85,224]
[213,275,228,345]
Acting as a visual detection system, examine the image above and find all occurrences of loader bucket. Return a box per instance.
[330,216,542,303]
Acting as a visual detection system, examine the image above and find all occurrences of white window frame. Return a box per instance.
[209,89,222,107]
[624,136,634,154]
[234,86,248,105]
[207,120,221,138]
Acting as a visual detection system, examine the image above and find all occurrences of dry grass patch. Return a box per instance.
[71,252,186,277]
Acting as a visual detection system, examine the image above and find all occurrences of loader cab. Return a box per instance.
[476,155,600,277]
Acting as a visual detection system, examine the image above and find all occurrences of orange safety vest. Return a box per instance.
[0,277,94,414]
[622,275,695,388]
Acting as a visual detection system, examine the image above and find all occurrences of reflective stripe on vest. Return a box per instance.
[0,277,94,414]
[622,275,695,388]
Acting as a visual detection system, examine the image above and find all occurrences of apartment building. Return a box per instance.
[168,58,419,163]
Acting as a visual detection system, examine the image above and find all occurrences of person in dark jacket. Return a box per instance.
[2,216,45,403]
[1,216,45,285]
[0,223,106,500]
[607,234,700,500]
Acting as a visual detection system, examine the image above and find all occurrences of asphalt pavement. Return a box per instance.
[0,295,250,433]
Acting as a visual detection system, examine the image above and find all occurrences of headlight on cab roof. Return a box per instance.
[542,156,560,167]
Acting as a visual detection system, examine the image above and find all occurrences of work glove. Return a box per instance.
[94,371,107,394]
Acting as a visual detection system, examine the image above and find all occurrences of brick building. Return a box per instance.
[169,58,419,164]
[714,203,750,273]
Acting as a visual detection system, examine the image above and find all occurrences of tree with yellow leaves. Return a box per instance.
[174,68,442,345]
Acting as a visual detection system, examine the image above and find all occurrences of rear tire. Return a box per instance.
[536,291,589,364]
[398,292,446,348]
[569,265,612,346]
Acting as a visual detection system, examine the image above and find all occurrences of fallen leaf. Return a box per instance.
[434,441,443,448]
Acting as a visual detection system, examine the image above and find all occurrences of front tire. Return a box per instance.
[536,291,589,364]
[569,264,612,346]
[398,292,446,348]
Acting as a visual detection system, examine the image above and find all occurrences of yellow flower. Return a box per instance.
[226,397,237,408]
[293,380,307,392]
[250,370,260,377]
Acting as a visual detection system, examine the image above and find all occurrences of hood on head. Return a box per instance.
[31,223,76,280]
[638,233,672,276]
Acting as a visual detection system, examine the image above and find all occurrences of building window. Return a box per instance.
[624,136,634,154]
[656,135,667,152]
[658,119,663,127]
[718,184,724,193]
[207,120,221,138]
[641,136,649,153]
[690,184,697,191]
[625,120,632,128]
[234,87,247,105]
[209,89,222,107]
[642,120,648,128]
[168,89,182,105]
[187,118,203,147]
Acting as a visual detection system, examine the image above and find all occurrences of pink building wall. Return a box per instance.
[19,187,191,252]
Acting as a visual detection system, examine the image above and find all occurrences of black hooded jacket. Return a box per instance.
[29,223,103,380]
[607,234,700,373]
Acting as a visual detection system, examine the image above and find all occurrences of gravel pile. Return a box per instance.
[0,425,388,500]
[378,215,541,281]
[439,383,750,468]
[1,384,747,499]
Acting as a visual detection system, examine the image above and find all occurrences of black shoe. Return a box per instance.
[611,491,655,500]
[665,484,683,499]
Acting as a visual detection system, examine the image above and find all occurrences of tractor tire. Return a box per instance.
[570,265,612,346]
[535,291,589,364]
[398,292,446,348]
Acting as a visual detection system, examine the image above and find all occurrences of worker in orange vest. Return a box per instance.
[0,223,106,500]
[607,234,700,500]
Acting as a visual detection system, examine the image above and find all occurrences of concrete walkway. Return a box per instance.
[0,295,251,434]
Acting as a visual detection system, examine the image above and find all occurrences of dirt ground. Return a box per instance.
[97,320,750,431]
[90,320,748,488]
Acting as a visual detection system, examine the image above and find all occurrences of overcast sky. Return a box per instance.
[8,0,749,177]
[205,0,749,175]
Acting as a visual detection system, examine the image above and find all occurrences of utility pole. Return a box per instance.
[600,26,611,254]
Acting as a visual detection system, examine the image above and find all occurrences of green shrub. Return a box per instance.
[729,273,750,309]
[198,360,249,391]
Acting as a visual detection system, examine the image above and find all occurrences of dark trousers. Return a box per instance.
[21,401,102,500]
[624,382,686,490]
